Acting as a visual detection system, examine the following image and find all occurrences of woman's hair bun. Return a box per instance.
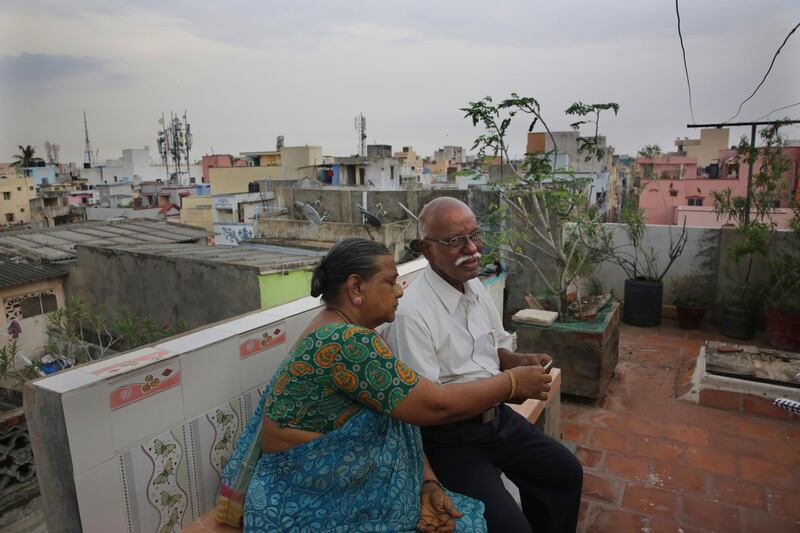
[310,262,327,298]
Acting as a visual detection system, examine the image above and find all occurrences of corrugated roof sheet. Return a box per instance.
[100,243,323,273]
[0,256,66,288]
[0,220,211,263]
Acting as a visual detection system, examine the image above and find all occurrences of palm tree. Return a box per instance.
[11,145,36,168]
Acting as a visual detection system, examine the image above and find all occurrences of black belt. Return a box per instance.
[429,405,499,429]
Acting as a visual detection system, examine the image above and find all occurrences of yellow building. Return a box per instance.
[675,128,729,167]
[0,164,38,226]
[180,196,214,231]
[210,146,323,195]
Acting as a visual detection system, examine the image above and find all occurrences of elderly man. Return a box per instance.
[383,197,583,533]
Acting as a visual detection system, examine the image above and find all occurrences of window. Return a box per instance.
[16,186,21,191]
[687,197,704,206]
[5,213,13,222]
[29,186,33,191]
[2,192,10,200]
[19,208,24,213]
[5,290,58,321]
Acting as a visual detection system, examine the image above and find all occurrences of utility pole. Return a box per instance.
[687,119,800,225]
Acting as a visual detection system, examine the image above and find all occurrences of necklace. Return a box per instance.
[327,307,356,325]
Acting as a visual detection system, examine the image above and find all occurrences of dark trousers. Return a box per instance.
[421,404,583,533]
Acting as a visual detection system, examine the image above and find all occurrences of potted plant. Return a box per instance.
[760,205,800,350]
[601,200,688,327]
[711,122,790,340]
[463,94,622,399]
[670,275,709,329]
[463,95,618,320]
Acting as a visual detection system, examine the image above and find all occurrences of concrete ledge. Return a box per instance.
[680,345,799,422]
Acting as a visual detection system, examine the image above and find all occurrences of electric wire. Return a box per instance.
[754,102,800,121]
[728,21,800,122]
[675,0,696,124]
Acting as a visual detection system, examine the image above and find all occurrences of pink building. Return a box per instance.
[637,146,800,227]
[201,154,249,183]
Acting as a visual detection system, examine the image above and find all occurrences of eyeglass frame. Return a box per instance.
[423,229,484,249]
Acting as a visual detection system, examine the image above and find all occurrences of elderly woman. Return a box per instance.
[216,238,553,532]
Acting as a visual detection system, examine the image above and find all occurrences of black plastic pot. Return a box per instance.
[720,306,755,340]
[623,278,663,327]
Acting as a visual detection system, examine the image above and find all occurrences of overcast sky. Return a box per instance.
[1,1,798,164]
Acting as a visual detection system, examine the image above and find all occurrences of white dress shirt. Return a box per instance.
[381,265,513,384]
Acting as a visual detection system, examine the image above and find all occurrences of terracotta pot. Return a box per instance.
[676,306,705,329]
[765,307,800,352]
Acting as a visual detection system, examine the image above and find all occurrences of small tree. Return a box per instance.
[600,201,688,284]
[463,94,618,318]
[711,121,790,309]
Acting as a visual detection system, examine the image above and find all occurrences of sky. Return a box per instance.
[1,0,798,165]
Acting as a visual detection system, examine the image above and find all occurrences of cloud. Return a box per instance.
[0,52,109,83]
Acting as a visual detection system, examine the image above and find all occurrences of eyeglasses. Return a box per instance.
[425,230,484,248]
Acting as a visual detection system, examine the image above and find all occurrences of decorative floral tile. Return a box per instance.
[238,322,286,359]
[109,362,181,411]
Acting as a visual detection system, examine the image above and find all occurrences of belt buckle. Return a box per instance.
[481,406,497,424]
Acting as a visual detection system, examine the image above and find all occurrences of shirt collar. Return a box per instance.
[423,265,478,314]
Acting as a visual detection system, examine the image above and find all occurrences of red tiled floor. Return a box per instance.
[566,320,800,533]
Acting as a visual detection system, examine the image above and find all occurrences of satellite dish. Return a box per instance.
[295,201,327,229]
[397,202,423,254]
[397,202,419,222]
[355,204,382,229]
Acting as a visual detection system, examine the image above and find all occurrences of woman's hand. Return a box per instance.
[417,482,462,533]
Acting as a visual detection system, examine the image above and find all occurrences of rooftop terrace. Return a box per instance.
[177,320,800,533]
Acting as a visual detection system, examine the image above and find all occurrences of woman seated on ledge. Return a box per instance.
[216,238,552,533]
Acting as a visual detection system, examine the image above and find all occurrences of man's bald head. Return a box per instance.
[418,197,474,239]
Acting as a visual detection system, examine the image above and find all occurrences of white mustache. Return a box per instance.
[455,253,481,266]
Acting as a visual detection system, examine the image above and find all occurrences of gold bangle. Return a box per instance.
[422,479,444,491]
[503,369,517,400]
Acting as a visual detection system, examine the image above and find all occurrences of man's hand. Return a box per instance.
[509,365,552,402]
[517,353,552,368]
[417,483,462,533]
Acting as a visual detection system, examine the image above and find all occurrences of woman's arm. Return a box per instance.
[390,365,551,426]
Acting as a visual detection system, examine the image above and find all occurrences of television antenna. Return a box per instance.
[295,201,327,230]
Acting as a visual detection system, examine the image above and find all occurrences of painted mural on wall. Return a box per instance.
[214,223,254,246]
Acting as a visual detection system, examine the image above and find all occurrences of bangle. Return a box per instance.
[503,369,517,400]
[422,479,444,491]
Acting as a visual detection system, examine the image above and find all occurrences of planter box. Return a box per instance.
[513,301,620,400]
